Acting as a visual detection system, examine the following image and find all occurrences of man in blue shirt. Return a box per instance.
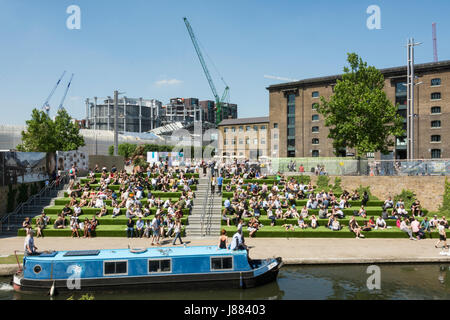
[136,217,144,238]
[217,175,223,194]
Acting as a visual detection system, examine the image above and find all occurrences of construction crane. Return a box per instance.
[183,17,229,126]
[42,71,66,116]
[58,73,75,111]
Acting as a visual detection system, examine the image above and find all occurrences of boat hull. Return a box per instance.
[13,258,283,293]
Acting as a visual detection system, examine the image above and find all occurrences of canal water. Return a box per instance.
[1,264,449,300]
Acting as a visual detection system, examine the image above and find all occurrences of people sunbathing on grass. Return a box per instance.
[349,216,364,238]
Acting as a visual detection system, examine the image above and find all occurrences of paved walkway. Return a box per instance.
[2,236,450,265]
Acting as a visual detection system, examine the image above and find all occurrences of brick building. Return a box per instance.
[266,60,450,159]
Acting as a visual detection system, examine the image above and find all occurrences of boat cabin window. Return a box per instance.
[104,261,128,275]
[148,259,171,273]
[211,257,233,271]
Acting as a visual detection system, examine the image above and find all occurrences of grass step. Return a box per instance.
[32,215,189,226]
[221,199,385,207]
[80,184,197,191]
[18,225,186,238]
[56,198,193,206]
[43,206,191,216]
[93,173,199,179]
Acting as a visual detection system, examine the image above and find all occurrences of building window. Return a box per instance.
[431,149,441,159]
[273,133,279,139]
[239,152,243,156]
[224,139,228,145]
[246,138,250,145]
[431,120,441,128]
[239,138,243,145]
[231,127,236,132]
[253,126,259,132]
[431,106,441,114]
[312,150,320,157]
[246,126,251,132]
[312,115,319,122]
[273,123,278,129]
[312,126,319,133]
[431,135,441,142]
[274,144,278,151]
[312,138,319,145]
[253,139,258,145]
[261,125,267,131]
[431,78,441,86]
[261,138,266,145]
[148,259,171,273]
[287,93,296,156]
[312,91,319,98]
[104,261,128,275]
[287,128,295,137]
[239,126,243,132]
[232,139,236,145]
[431,92,441,100]
[312,103,319,110]
[224,128,229,133]
[211,257,233,271]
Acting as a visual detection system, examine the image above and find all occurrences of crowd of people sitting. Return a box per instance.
[23,162,197,242]
[215,159,446,241]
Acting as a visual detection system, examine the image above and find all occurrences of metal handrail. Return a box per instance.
[0,173,68,233]
[200,170,212,237]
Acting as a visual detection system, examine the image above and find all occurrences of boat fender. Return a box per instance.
[49,281,56,297]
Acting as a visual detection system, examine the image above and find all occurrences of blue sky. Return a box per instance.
[1,0,449,125]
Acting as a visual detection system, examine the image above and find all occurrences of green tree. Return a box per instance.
[53,108,85,151]
[17,109,57,152]
[17,108,85,152]
[317,53,404,157]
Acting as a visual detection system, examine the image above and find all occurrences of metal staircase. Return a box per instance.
[0,176,69,236]
[186,171,223,238]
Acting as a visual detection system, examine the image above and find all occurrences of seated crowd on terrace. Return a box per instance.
[216,160,447,240]
[21,162,199,244]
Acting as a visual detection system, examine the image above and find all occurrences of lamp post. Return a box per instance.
[406,38,422,160]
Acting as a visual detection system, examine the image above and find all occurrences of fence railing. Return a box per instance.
[270,158,450,176]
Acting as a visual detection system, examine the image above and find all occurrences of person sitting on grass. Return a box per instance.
[420,216,431,234]
[410,217,424,240]
[297,217,308,229]
[349,216,364,238]
[282,224,295,231]
[310,215,319,229]
[70,217,80,238]
[361,221,372,232]
[368,216,376,229]
[358,205,367,219]
[112,204,121,218]
[375,216,387,230]
[331,217,341,231]
[36,217,45,238]
[397,204,408,217]
[136,217,144,238]
[430,215,439,229]
[247,217,260,238]
[91,216,98,232]
[267,208,276,227]
[400,218,415,241]
[83,218,92,238]
[54,216,66,229]
[383,196,394,210]
[97,205,108,218]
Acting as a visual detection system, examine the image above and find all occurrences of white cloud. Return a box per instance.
[264,75,299,82]
[154,79,183,87]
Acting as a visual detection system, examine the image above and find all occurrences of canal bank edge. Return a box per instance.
[3,255,450,277]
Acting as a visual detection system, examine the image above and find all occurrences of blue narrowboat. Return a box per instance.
[13,246,283,293]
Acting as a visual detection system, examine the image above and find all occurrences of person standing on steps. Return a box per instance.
[217,174,223,195]
[211,176,216,194]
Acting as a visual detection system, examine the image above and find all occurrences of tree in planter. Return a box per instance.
[317,53,404,157]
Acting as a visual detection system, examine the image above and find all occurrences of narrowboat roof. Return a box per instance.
[25,246,247,262]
